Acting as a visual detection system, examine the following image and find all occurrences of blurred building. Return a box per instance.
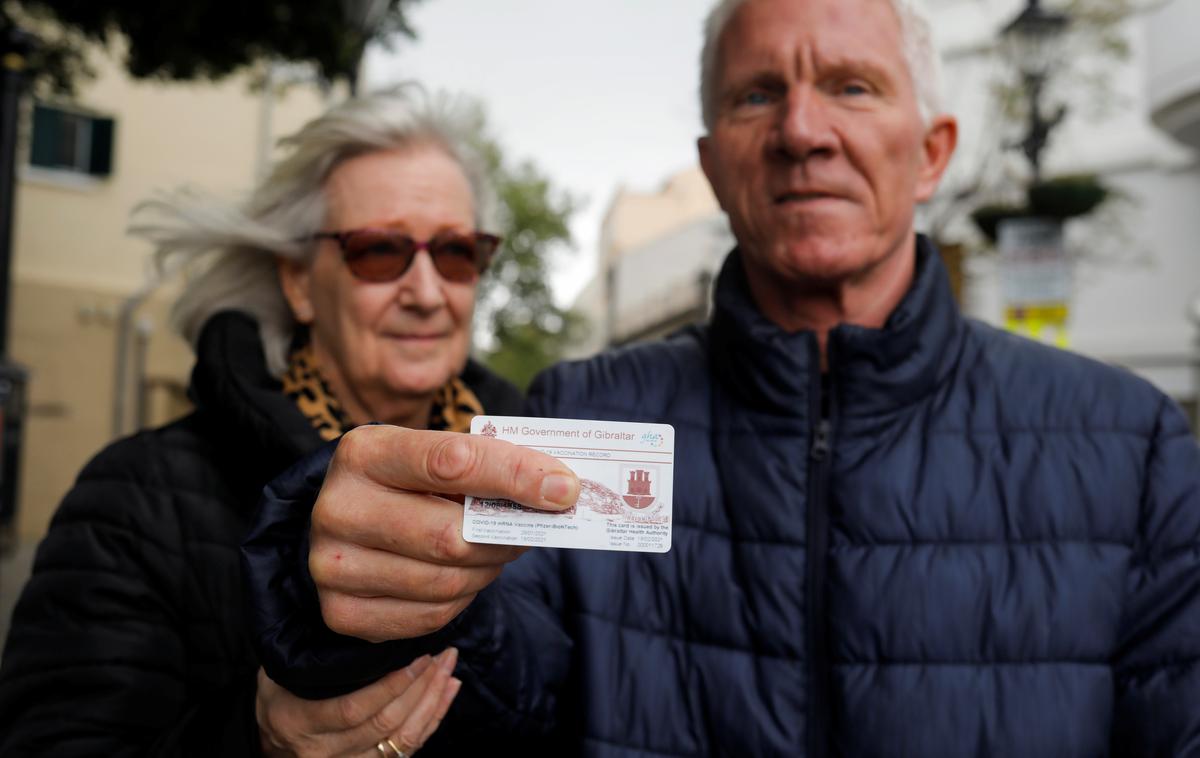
[569,167,728,357]
[8,47,331,543]
[574,0,1200,428]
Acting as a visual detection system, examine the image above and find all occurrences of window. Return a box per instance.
[29,104,115,177]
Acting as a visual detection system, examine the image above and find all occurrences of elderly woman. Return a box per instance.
[0,85,521,757]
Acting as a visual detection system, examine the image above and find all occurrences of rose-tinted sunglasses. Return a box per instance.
[310,228,501,283]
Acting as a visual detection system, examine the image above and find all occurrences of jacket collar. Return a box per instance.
[189,311,325,478]
[709,234,964,419]
[188,311,525,480]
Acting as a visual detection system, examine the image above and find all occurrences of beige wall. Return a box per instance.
[16,51,331,290]
[11,280,190,539]
[9,47,331,540]
[572,167,721,354]
[598,167,718,266]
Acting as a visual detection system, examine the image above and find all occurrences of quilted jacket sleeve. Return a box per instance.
[0,441,260,757]
[245,418,574,750]
[420,549,573,751]
[1110,397,1200,756]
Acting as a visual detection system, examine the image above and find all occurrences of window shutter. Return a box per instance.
[88,117,115,176]
[30,105,60,169]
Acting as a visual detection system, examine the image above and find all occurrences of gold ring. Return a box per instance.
[376,738,408,757]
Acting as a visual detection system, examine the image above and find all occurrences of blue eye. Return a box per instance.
[741,90,773,106]
[841,82,870,96]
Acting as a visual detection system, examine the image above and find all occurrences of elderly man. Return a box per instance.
[246,0,1200,754]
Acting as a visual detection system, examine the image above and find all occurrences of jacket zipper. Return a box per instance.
[806,370,834,758]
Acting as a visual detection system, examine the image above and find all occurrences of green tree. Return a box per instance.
[1,0,422,93]
[472,116,587,391]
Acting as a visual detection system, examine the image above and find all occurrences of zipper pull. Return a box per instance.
[811,419,832,461]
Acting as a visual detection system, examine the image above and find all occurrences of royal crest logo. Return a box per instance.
[622,468,656,509]
[481,421,498,438]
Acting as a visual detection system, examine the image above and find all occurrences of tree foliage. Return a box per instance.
[471,115,587,390]
[0,0,422,93]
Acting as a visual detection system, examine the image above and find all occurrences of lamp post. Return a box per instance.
[1001,0,1070,182]
[0,24,34,546]
[995,1,1073,348]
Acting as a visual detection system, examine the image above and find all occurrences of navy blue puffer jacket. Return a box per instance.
[246,238,1200,756]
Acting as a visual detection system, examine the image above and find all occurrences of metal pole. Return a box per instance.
[1002,0,1070,184]
[1025,73,1045,184]
[0,29,34,357]
[256,62,276,182]
[0,27,33,539]
[132,317,152,431]
[112,278,163,438]
[1019,72,1068,185]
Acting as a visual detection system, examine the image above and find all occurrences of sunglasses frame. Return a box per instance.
[309,227,502,283]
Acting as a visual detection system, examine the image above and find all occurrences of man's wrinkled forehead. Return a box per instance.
[714,0,907,83]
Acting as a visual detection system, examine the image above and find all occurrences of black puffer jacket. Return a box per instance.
[0,311,521,757]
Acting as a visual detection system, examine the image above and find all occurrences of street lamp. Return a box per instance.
[1001,0,1071,182]
[0,24,35,546]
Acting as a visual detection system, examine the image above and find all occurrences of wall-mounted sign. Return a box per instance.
[998,217,1071,348]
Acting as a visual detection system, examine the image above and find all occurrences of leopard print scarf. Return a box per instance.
[282,342,484,440]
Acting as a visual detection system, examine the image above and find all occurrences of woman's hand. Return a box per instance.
[256,647,461,757]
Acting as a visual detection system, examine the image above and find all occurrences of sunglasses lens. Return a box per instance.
[331,229,499,283]
[341,231,415,282]
[429,234,488,283]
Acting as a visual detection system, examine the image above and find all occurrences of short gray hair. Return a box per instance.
[130,83,496,376]
[699,0,944,130]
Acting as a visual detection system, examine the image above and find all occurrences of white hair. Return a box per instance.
[129,83,496,376]
[699,0,944,130]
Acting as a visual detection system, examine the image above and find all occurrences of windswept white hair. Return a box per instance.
[699,0,944,130]
[130,83,496,376]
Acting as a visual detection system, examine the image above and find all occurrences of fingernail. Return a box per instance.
[408,654,432,676]
[540,473,577,508]
[440,677,463,708]
[439,646,458,672]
